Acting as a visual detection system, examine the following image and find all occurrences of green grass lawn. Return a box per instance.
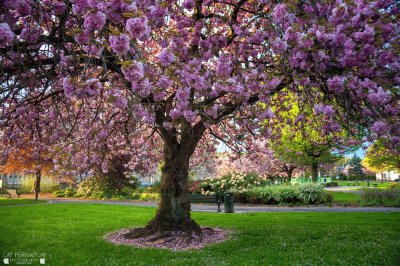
[336,181,395,188]
[0,198,47,206]
[332,192,360,203]
[0,204,399,265]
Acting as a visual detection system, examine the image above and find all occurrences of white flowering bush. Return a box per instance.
[200,172,261,195]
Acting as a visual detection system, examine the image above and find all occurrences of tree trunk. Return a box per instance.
[287,169,293,183]
[145,141,201,234]
[34,169,41,201]
[311,162,318,183]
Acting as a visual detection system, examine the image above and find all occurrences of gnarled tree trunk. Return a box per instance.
[143,122,205,235]
[145,142,201,234]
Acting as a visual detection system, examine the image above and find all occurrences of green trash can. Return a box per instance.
[224,192,234,213]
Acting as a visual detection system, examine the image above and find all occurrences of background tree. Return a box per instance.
[347,154,365,181]
[0,146,53,200]
[266,89,357,182]
[1,0,399,238]
[363,140,400,172]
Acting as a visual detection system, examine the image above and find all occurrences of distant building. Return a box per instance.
[376,171,399,181]
[0,173,26,188]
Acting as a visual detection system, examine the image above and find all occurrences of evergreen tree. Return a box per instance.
[348,155,365,181]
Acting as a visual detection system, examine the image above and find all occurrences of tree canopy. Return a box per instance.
[363,140,400,172]
[1,0,399,234]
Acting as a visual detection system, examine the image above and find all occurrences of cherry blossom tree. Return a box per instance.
[1,0,399,236]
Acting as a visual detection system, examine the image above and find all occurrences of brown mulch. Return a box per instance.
[104,227,230,251]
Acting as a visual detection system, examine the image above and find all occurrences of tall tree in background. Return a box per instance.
[1,1,399,237]
[348,154,365,181]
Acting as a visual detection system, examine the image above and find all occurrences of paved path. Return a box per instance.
[39,198,400,213]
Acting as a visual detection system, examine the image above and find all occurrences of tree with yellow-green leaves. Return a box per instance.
[363,140,400,173]
[265,89,360,182]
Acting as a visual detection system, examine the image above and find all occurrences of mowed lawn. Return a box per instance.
[0,197,47,206]
[0,204,399,266]
[332,192,360,203]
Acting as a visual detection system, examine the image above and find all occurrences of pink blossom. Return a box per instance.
[367,87,391,105]
[74,30,90,44]
[327,76,346,93]
[169,109,182,120]
[273,4,287,24]
[158,48,176,67]
[314,104,335,117]
[272,38,287,54]
[109,34,130,55]
[371,121,390,136]
[122,62,145,82]
[83,11,107,31]
[0,23,14,47]
[3,0,32,16]
[182,0,195,10]
[216,55,232,77]
[83,44,104,56]
[19,24,41,43]
[62,77,76,98]
[126,17,150,40]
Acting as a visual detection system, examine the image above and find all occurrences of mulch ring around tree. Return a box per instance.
[104,227,230,251]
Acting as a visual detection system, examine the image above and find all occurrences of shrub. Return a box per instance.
[128,176,140,190]
[246,187,273,204]
[324,191,334,204]
[76,177,102,197]
[324,182,338,187]
[20,176,60,193]
[298,183,325,204]
[52,190,65,197]
[230,184,327,205]
[139,193,160,200]
[76,177,137,199]
[271,186,300,204]
[120,187,135,196]
[145,182,161,193]
[389,183,400,189]
[131,192,160,200]
[52,187,77,197]
[200,172,261,194]
[360,187,400,207]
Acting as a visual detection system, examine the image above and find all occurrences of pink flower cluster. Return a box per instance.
[126,17,150,40]
[63,78,101,99]
[216,55,233,78]
[0,23,14,48]
[83,44,104,56]
[121,62,145,83]
[109,34,130,56]
[314,104,335,118]
[371,121,390,136]
[158,48,175,67]
[327,76,346,93]
[3,0,32,16]
[83,11,106,31]
[367,87,391,106]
